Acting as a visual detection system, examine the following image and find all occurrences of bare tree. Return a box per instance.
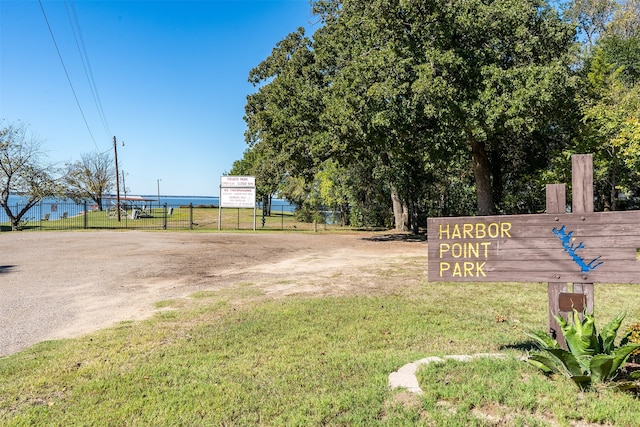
[0,121,61,230]
[63,151,114,211]
[566,0,618,49]
[609,0,640,38]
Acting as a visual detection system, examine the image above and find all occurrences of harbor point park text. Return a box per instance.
[427,211,640,285]
[435,221,513,278]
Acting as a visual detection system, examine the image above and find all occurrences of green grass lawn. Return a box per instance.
[1,276,640,425]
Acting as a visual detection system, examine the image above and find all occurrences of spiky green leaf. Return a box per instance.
[525,329,559,350]
[528,348,584,378]
[555,310,599,360]
[525,357,553,373]
[609,344,640,374]
[600,311,626,354]
[590,355,615,383]
[570,375,593,390]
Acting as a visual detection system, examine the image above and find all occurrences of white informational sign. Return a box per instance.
[220,187,256,208]
[219,176,256,208]
[220,176,255,188]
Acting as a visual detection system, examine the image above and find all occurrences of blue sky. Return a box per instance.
[0,0,318,196]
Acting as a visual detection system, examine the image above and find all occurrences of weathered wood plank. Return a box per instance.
[428,261,640,284]
[430,236,639,250]
[546,184,566,214]
[547,183,567,343]
[427,210,640,284]
[572,154,594,213]
[428,211,640,230]
[431,241,635,260]
[570,155,594,325]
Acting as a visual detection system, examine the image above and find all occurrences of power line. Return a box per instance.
[38,0,100,151]
[65,0,111,139]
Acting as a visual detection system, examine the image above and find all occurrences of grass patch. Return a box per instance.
[411,357,640,426]
[188,290,218,299]
[153,299,183,309]
[1,282,640,425]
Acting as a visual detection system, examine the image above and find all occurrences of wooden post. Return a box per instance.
[545,183,566,216]
[546,183,567,343]
[547,155,595,347]
[572,154,594,214]
[546,154,594,349]
[571,155,595,315]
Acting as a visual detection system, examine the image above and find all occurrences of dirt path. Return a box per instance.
[0,231,426,357]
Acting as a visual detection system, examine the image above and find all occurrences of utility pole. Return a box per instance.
[113,136,121,222]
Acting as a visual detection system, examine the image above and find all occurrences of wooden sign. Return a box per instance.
[427,211,640,284]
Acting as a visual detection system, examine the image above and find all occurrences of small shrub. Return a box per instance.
[622,322,640,364]
[526,310,640,391]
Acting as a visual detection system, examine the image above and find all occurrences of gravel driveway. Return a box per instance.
[0,230,426,357]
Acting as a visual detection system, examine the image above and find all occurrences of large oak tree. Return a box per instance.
[243,0,578,228]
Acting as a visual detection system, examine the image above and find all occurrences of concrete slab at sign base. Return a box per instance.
[388,353,509,395]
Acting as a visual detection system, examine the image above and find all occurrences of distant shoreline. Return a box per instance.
[2,195,293,222]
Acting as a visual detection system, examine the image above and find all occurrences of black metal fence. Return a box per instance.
[0,201,333,232]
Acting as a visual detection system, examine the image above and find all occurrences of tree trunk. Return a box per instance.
[610,162,617,211]
[470,137,495,216]
[411,202,419,234]
[490,148,503,211]
[1,202,22,231]
[391,187,409,231]
[263,195,272,216]
[340,202,350,226]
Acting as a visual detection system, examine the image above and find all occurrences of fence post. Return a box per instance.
[163,203,167,230]
[189,203,193,230]
[84,201,88,229]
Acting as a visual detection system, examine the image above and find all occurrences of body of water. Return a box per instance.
[1,195,293,223]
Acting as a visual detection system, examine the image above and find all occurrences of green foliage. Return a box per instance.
[598,35,640,84]
[229,148,282,214]
[242,0,578,228]
[527,310,640,390]
[573,36,640,210]
[410,0,578,214]
[621,321,640,363]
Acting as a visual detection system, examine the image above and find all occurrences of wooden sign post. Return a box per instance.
[427,154,640,344]
[546,155,594,342]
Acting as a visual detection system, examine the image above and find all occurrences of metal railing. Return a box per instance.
[0,201,187,231]
[0,201,337,232]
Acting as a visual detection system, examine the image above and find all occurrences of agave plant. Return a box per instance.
[526,310,640,390]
